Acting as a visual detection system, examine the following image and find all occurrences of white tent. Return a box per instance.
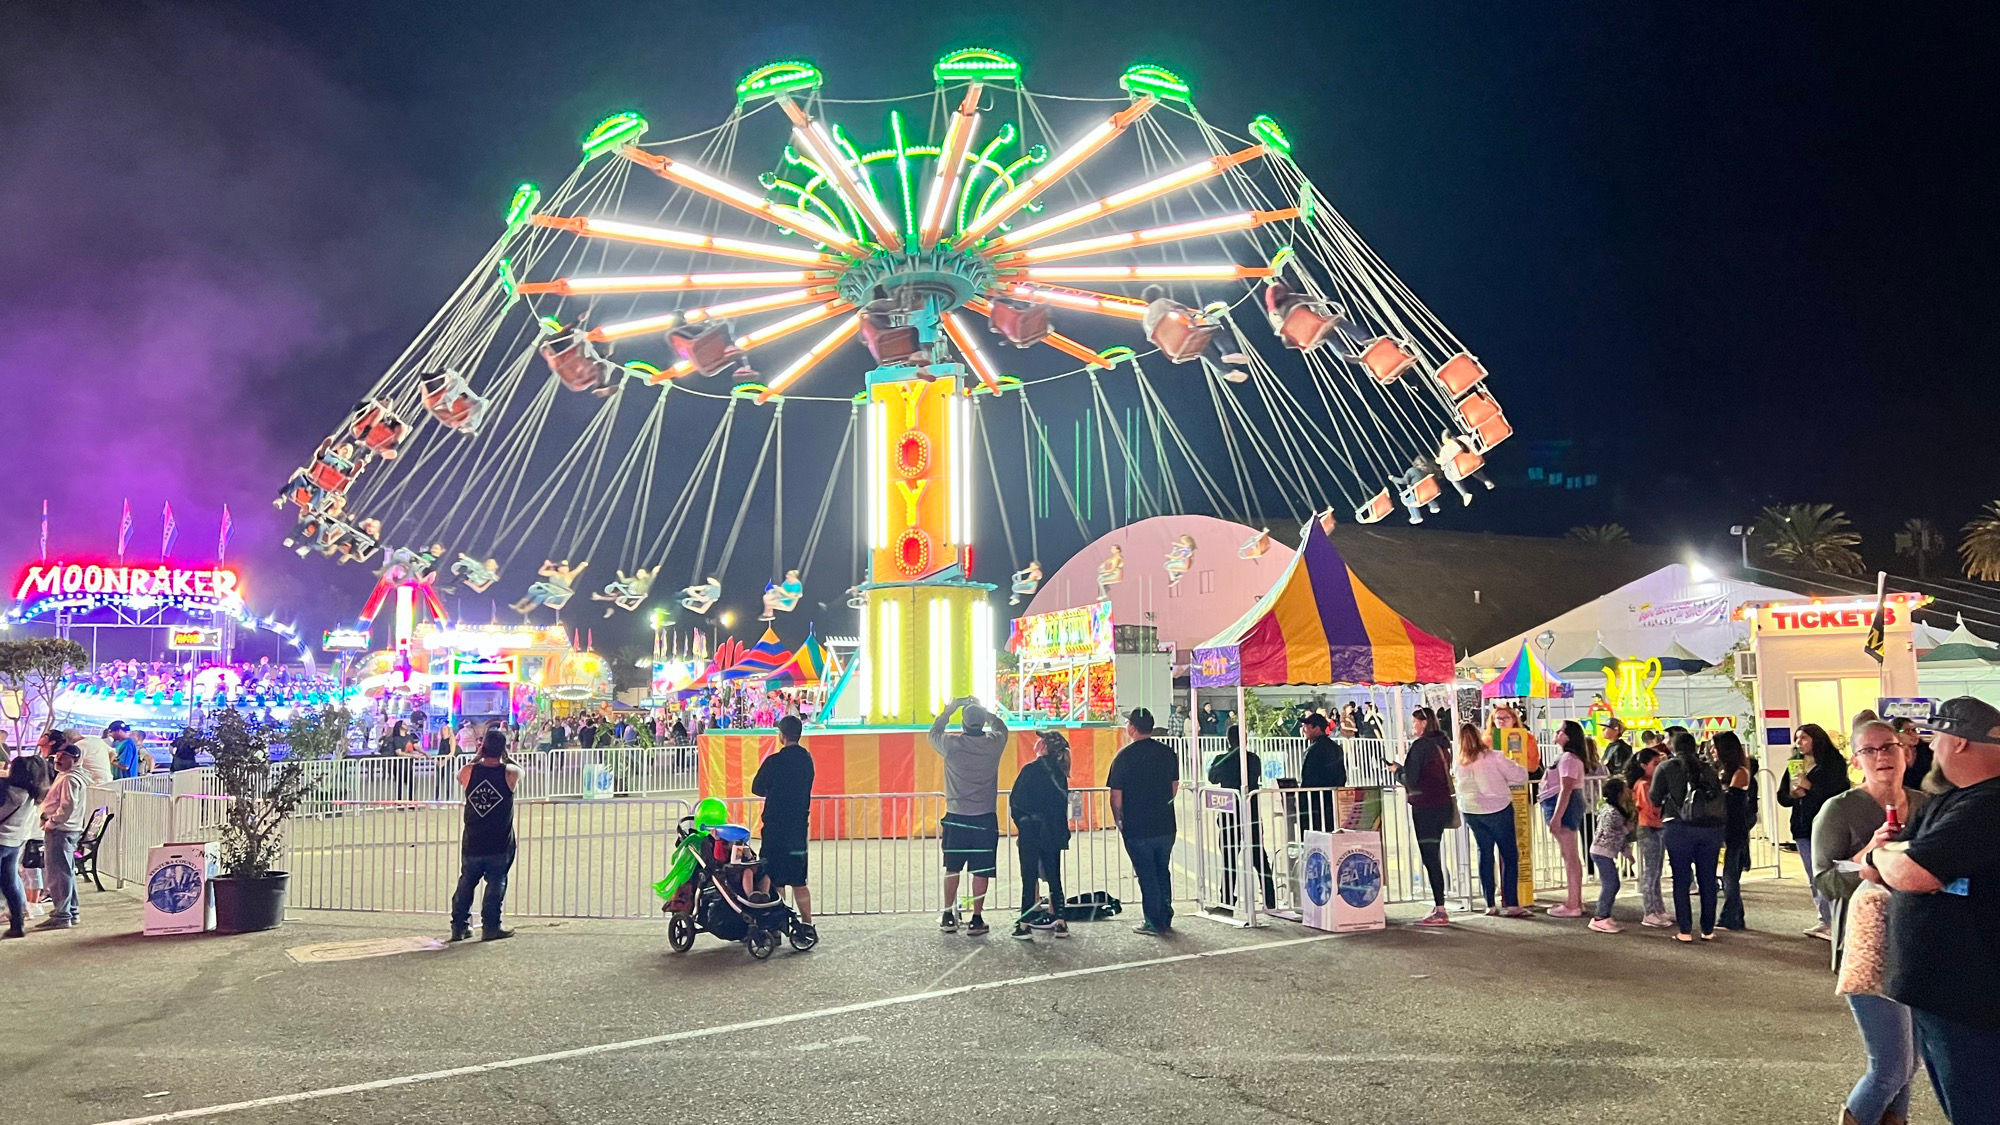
[1464,563,1805,672]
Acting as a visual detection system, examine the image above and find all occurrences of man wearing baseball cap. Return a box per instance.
[37,742,89,929]
[1861,696,2000,1122]
[1107,707,1179,934]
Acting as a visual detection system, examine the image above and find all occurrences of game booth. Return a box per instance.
[1190,519,1458,928]
[1004,600,1171,723]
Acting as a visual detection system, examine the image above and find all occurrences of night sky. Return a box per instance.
[2,2,1989,649]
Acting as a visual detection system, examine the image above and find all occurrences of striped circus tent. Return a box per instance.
[765,629,833,685]
[1480,642,1574,699]
[1191,518,1455,687]
[720,628,790,680]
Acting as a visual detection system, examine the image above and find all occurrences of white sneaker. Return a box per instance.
[1220,352,1251,366]
[1640,913,1673,928]
[1587,917,1623,934]
[1804,923,1832,941]
[1220,368,1249,384]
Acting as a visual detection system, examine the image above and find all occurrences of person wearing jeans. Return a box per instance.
[1654,734,1724,940]
[1628,748,1670,927]
[1451,722,1529,917]
[1713,732,1756,931]
[1,755,50,938]
[1587,780,1633,934]
[1811,721,1925,1125]
[1107,708,1179,935]
[37,744,89,930]
[1777,723,1850,939]
[449,730,521,942]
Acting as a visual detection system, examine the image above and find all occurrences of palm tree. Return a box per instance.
[1566,523,1631,545]
[1961,502,2000,581]
[1753,503,1864,576]
[1894,517,1945,579]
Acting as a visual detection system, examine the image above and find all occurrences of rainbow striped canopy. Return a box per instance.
[1191,520,1455,686]
[765,630,832,685]
[1480,642,1574,699]
[720,628,791,680]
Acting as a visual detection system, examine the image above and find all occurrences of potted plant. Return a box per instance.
[204,708,315,933]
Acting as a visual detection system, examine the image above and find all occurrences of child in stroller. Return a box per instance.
[654,799,817,959]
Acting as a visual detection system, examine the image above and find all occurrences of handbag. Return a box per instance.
[1440,747,1462,830]
[21,838,44,870]
[1835,881,1891,997]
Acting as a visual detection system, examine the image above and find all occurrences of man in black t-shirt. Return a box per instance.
[1107,707,1179,935]
[1863,696,2000,1123]
[1297,712,1347,831]
[752,715,816,934]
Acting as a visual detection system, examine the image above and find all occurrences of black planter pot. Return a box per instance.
[212,872,289,934]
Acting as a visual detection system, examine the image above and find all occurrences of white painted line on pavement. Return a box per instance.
[92,932,1339,1125]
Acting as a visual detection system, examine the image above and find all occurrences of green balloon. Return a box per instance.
[695,797,728,827]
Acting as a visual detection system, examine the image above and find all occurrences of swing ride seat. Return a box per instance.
[1356,337,1418,385]
[1237,532,1271,559]
[1354,489,1395,525]
[671,323,746,377]
[542,336,616,393]
[861,319,925,367]
[1441,446,1486,482]
[1274,299,1347,351]
[350,401,405,458]
[1435,352,1488,398]
[1399,473,1442,509]
[1148,308,1219,364]
[988,297,1051,347]
[306,458,351,495]
[1456,390,1514,451]
[419,371,488,431]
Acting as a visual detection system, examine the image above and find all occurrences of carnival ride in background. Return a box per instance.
[278,50,1516,678]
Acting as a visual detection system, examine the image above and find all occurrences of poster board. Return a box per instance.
[143,842,217,935]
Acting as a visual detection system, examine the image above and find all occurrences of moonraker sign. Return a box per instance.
[13,561,243,605]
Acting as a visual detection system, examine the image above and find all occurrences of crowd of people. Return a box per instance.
[66,657,341,702]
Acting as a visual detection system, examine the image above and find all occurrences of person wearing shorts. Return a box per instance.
[929,696,1009,936]
[753,716,816,935]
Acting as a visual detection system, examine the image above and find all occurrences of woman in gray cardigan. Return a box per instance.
[1811,720,1928,1125]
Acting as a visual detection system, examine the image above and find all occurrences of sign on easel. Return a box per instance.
[143,842,217,935]
[1301,830,1386,933]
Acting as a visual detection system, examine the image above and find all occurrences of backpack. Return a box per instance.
[1060,891,1123,921]
[1678,761,1728,827]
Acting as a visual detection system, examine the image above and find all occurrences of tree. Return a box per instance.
[284,704,353,761]
[0,636,88,746]
[203,709,315,879]
[1895,517,1946,579]
[1753,503,1864,576]
[1960,502,2000,581]
[1566,523,1631,545]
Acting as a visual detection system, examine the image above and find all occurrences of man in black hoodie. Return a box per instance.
[1298,712,1348,830]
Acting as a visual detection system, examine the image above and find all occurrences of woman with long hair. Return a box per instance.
[1539,720,1590,917]
[1655,731,1725,941]
[0,755,52,938]
[1453,722,1531,917]
[1486,704,1541,777]
[1398,707,1455,926]
[1811,720,1926,1125]
[1009,729,1073,939]
[1711,731,1756,930]
[1776,722,1851,939]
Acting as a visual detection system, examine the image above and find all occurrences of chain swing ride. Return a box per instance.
[280,49,1516,652]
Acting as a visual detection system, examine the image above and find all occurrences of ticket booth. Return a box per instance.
[1742,593,1925,753]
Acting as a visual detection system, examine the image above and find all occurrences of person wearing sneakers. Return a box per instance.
[1009,729,1073,939]
[1588,778,1635,933]
[1453,722,1531,917]
[1628,747,1671,928]
[1539,721,1591,919]
[929,696,1010,936]
[448,729,521,943]
[37,742,88,930]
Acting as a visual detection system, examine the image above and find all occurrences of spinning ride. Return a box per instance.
[282,49,1518,822]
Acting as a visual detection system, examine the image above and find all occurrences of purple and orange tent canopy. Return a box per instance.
[1191,520,1455,687]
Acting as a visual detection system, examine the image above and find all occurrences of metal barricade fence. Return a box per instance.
[1165,735,1403,787]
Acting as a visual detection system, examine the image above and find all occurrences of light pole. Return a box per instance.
[1729,524,1752,569]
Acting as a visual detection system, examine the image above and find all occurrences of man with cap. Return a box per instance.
[1860,696,2000,1122]
[1600,718,1634,780]
[106,722,142,780]
[929,696,1010,936]
[1298,712,1348,831]
[1107,707,1180,934]
[37,740,89,929]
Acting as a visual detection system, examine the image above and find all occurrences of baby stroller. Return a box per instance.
[654,800,816,959]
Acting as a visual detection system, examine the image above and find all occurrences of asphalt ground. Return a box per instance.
[4,874,1930,1125]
